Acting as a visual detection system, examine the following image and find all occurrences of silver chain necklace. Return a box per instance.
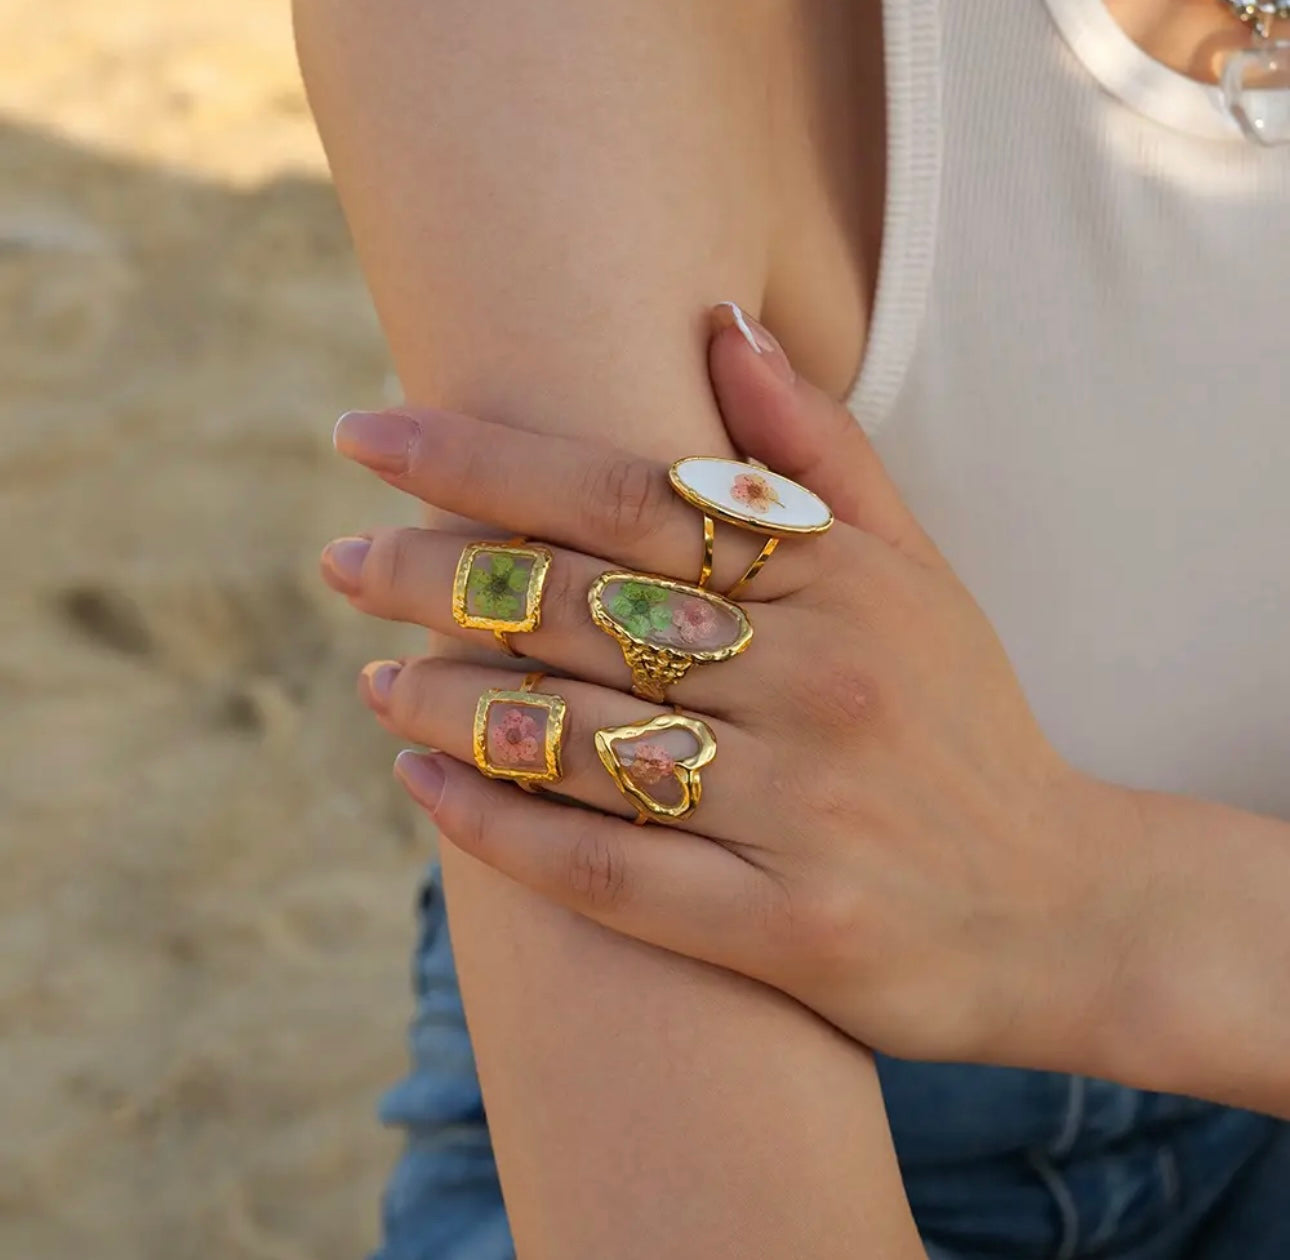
[1219,0,1290,39]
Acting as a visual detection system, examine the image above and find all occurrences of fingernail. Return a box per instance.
[333,410,420,474]
[320,536,372,594]
[362,659,402,707]
[395,749,446,815]
[711,301,795,384]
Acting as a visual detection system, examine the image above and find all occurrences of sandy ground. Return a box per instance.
[0,4,436,1256]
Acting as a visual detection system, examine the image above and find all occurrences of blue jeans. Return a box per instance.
[372,867,1290,1259]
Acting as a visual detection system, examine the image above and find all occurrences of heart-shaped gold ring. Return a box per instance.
[594,711,717,825]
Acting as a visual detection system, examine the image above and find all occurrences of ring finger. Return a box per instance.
[360,655,766,841]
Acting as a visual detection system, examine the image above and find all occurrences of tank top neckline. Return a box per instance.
[1041,0,1244,140]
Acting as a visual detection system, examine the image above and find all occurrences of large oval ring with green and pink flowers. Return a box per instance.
[588,570,753,700]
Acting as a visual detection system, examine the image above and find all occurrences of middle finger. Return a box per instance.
[324,525,797,717]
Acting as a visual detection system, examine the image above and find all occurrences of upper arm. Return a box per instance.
[295,0,772,455]
[296,3,919,1255]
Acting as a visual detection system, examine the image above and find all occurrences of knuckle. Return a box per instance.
[385,656,437,727]
[362,528,417,610]
[565,824,629,911]
[806,536,883,616]
[582,454,667,542]
[447,795,489,855]
[797,641,884,731]
[453,440,496,500]
[791,885,864,976]
[540,556,590,634]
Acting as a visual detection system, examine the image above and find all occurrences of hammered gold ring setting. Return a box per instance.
[595,710,717,826]
[472,671,566,792]
[587,571,753,703]
[452,538,553,657]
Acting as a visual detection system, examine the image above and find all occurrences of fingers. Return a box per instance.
[394,750,779,978]
[333,407,823,598]
[362,655,766,839]
[708,302,943,568]
[321,526,794,716]
[322,528,627,680]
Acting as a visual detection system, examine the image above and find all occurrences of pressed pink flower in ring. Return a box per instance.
[671,599,719,645]
[731,471,782,513]
[490,706,542,766]
[626,742,676,786]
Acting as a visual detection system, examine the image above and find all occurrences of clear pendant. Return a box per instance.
[1221,38,1290,145]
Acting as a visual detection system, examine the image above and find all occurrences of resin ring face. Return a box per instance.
[587,571,753,703]
[668,457,834,537]
[668,457,833,600]
[452,540,553,656]
[472,676,566,787]
[595,713,717,825]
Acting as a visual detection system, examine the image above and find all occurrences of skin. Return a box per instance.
[296,3,922,1257]
[1105,0,1290,82]
[328,316,1290,1121]
[296,0,1287,1252]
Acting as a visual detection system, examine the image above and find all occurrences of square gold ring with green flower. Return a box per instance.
[452,541,553,635]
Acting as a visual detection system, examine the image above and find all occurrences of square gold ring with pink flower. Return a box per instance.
[472,688,567,785]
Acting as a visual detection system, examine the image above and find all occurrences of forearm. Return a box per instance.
[446,850,918,1257]
[296,0,921,1253]
[1093,781,1290,1117]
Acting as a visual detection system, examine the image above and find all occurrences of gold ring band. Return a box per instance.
[697,514,715,588]
[723,537,779,602]
[472,670,566,788]
[595,710,717,825]
[588,571,753,703]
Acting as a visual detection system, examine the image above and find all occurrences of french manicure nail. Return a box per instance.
[333,410,420,474]
[321,536,372,594]
[711,301,795,385]
[363,660,403,706]
[395,749,446,815]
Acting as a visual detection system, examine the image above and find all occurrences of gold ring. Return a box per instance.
[696,514,715,588]
[472,670,566,790]
[669,457,833,599]
[595,710,717,825]
[588,571,753,703]
[452,538,553,657]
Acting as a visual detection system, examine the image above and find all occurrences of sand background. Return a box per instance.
[1,4,436,1256]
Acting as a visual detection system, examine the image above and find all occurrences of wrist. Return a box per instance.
[995,769,1155,1082]
[1058,777,1163,1088]
[1088,788,1290,1110]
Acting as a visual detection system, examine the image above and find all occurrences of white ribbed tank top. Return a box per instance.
[848,0,1290,815]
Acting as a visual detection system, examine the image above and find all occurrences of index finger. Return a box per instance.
[333,407,826,599]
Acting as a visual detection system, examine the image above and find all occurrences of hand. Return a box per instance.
[321,304,1139,1074]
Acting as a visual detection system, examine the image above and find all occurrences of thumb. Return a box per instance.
[707,302,941,567]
